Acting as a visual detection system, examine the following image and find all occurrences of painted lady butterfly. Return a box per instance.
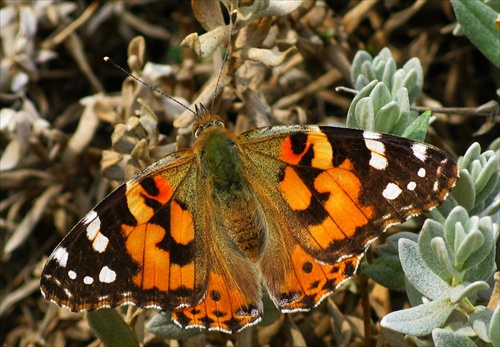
[40,101,458,333]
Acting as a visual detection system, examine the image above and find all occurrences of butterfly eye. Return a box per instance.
[214,120,225,128]
[194,123,204,138]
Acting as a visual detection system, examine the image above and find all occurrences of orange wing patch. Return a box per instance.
[277,163,374,255]
[257,216,361,313]
[124,222,170,291]
[280,129,333,169]
[116,165,207,309]
[124,176,174,224]
[277,166,312,210]
[312,167,374,241]
[278,244,360,311]
[123,176,186,293]
[170,201,195,245]
[172,271,262,333]
[122,204,196,296]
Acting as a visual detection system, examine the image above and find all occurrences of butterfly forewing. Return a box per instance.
[41,150,210,312]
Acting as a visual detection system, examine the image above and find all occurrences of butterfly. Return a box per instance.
[40,102,458,333]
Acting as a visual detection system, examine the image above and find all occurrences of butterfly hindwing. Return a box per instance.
[171,254,262,332]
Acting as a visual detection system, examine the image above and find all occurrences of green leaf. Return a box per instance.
[450,214,496,272]
[458,143,481,169]
[372,48,393,81]
[401,110,431,141]
[361,61,377,84]
[399,238,450,300]
[400,69,418,102]
[432,328,477,347]
[362,256,405,289]
[464,217,496,270]
[455,220,485,267]
[402,58,423,104]
[490,304,500,347]
[146,312,204,339]
[86,309,139,347]
[406,276,425,307]
[452,170,476,212]
[354,74,370,91]
[463,244,497,282]
[380,298,456,336]
[375,101,400,133]
[391,88,410,135]
[373,56,389,82]
[370,82,391,116]
[448,281,490,303]
[472,157,500,213]
[431,237,459,280]
[419,220,454,283]
[346,80,378,128]
[381,58,397,89]
[383,231,419,253]
[355,97,375,130]
[351,50,373,88]
[444,206,470,253]
[430,192,459,223]
[391,70,405,98]
[456,144,499,215]
[257,293,282,327]
[474,154,498,194]
[449,0,500,67]
[469,305,494,343]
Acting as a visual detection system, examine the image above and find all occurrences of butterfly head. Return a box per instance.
[193,103,225,138]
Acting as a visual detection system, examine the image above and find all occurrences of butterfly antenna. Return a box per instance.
[210,10,238,116]
[103,57,198,117]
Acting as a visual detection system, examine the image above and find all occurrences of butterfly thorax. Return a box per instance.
[194,121,265,262]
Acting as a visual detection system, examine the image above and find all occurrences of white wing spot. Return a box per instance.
[363,131,382,140]
[92,233,109,253]
[64,288,73,298]
[433,181,440,191]
[370,152,388,170]
[68,270,77,280]
[99,266,117,284]
[412,143,428,162]
[85,214,109,253]
[441,158,450,166]
[83,210,98,225]
[407,181,417,191]
[418,168,426,177]
[383,183,402,200]
[365,138,388,170]
[84,276,94,285]
[86,215,101,239]
[53,247,69,268]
